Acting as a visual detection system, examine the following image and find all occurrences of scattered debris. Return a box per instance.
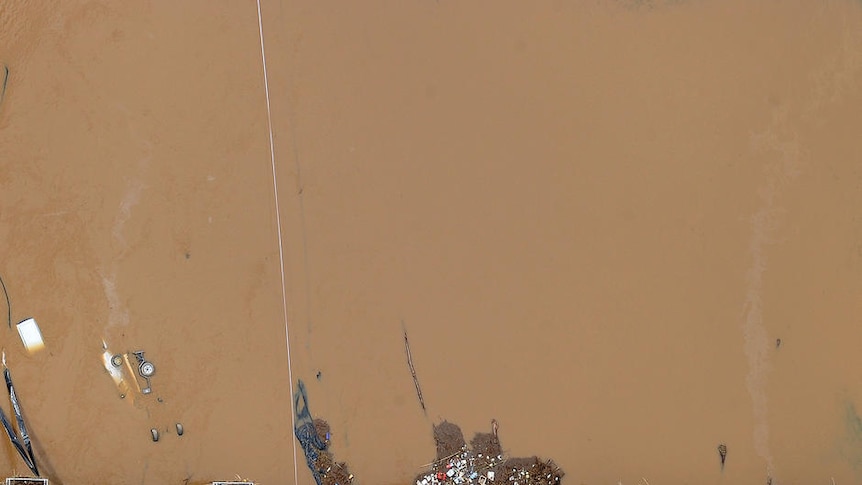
[415,420,564,485]
[775,338,781,349]
[717,443,727,470]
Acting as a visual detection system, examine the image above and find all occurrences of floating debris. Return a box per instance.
[0,64,8,110]
[293,380,354,485]
[718,443,727,470]
[101,342,133,399]
[102,346,158,398]
[5,478,48,485]
[0,359,39,476]
[403,322,427,415]
[293,379,561,485]
[415,420,564,485]
[0,273,11,328]
[16,318,45,354]
[132,351,156,394]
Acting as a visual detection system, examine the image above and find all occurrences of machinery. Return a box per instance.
[109,349,156,395]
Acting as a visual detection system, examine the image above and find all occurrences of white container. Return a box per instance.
[16,318,44,353]
[6,479,48,485]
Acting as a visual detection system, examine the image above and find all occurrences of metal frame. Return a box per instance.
[5,478,49,485]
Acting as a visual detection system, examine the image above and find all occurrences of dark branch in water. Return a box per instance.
[403,322,427,415]
[0,64,8,109]
[0,274,10,329]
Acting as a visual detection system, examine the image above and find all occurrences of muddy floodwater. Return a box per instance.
[2,1,862,484]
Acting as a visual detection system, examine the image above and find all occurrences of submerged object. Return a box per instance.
[0,64,8,109]
[293,380,354,485]
[0,360,39,476]
[413,420,563,485]
[718,443,727,469]
[16,318,45,354]
[131,351,155,394]
[294,380,326,485]
[6,479,48,485]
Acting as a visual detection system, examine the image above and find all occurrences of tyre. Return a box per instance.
[139,361,155,377]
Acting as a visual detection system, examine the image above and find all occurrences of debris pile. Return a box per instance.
[294,380,354,485]
[293,380,562,485]
[413,421,564,485]
[309,418,353,485]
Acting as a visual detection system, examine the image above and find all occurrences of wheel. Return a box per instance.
[139,361,155,377]
[151,428,159,442]
[111,354,124,367]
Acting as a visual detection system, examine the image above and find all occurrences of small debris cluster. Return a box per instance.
[415,447,503,485]
[413,421,564,485]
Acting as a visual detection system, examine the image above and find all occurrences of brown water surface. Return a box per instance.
[2,1,862,484]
